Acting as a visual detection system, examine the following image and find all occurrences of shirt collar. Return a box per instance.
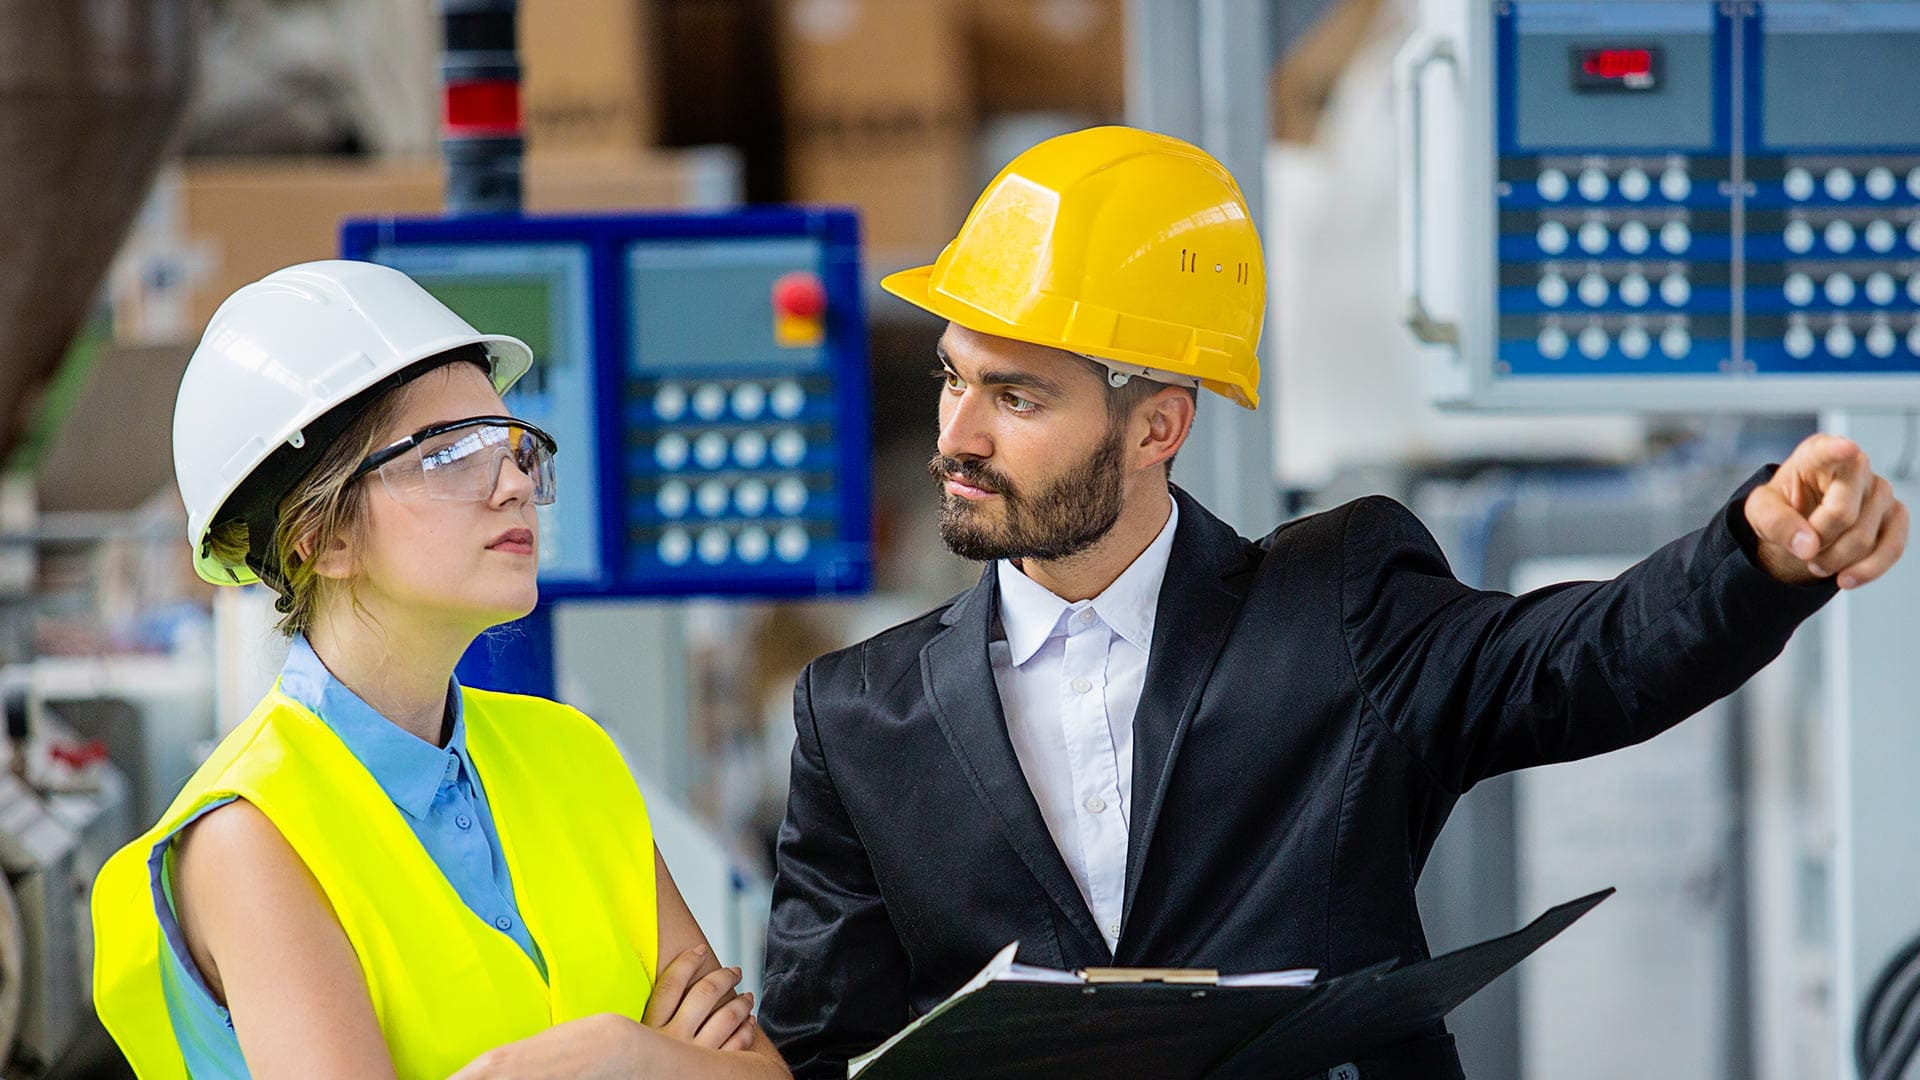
[994,495,1179,665]
[279,634,469,819]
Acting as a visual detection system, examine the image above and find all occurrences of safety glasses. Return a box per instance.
[350,415,558,505]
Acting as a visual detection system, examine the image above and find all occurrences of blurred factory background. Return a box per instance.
[0,0,1917,1076]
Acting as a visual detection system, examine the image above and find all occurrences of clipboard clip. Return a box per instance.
[1080,967,1220,985]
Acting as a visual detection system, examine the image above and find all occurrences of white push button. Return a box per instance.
[1785,322,1816,359]
[775,525,810,563]
[1825,274,1856,306]
[1825,168,1856,201]
[653,383,688,421]
[659,528,693,565]
[1619,273,1651,307]
[1619,325,1651,359]
[1909,167,1920,199]
[1537,221,1569,254]
[1660,220,1690,253]
[1866,220,1897,253]
[1537,325,1569,359]
[1660,166,1691,201]
[1619,167,1651,201]
[1867,323,1898,358]
[731,382,767,420]
[1784,167,1815,201]
[772,429,807,467]
[1784,220,1815,254]
[1785,273,1815,307]
[656,480,691,519]
[655,433,690,470]
[696,480,729,517]
[1867,272,1897,306]
[770,380,806,419]
[693,383,727,421]
[1661,273,1691,306]
[1909,219,1920,251]
[1537,168,1570,202]
[733,430,768,469]
[1909,322,1920,355]
[1578,326,1610,359]
[1910,274,1920,304]
[1866,166,1897,200]
[1578,221,1609,254]
[1537,273,1569,307]
[1824,219,1856,254]
[736,527,771,564]
[1578,168,1609,201]
[1578,273,1609,306]
[1618,220,1652,254]
[694,432,729,469]
[697,528,730,565]
[1826,322,1856,358]
[735,478,770,516]
[774,477,809,515]
[1660,325,1691,358]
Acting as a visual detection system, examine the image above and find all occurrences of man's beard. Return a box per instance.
[928,424,1127,563]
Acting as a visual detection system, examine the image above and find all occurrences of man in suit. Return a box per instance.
[758,127,1908,1078]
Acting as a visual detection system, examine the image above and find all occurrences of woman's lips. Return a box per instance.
[488,527,535,555]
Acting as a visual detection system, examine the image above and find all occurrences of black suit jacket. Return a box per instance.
[761,475,1832,1079]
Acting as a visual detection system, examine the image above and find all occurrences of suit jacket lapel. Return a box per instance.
[1121,487,1259,930]
[921,568,1111,959]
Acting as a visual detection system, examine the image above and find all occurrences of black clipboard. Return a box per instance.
[847,888,1614,1080]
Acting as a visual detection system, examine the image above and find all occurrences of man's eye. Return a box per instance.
[1004,393,1036,413]
[935,370,964,391]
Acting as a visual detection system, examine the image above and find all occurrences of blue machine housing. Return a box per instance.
[340,208,873,603]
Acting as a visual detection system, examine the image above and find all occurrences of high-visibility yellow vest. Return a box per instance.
[91,684,659,1079]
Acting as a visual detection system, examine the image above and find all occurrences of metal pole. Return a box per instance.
[1126,0,1278,537]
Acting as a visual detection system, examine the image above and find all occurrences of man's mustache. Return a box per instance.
[928,455,1013,497]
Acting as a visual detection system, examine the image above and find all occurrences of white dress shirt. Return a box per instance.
[989,497,1179,951]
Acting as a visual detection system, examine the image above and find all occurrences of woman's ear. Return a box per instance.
[300,532,355,581]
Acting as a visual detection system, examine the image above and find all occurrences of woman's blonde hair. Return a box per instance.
[202,370,438,637]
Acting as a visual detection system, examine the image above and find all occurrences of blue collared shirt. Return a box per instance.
[149,636,545,1077]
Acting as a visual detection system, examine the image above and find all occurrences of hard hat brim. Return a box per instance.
[880,265,1259,409]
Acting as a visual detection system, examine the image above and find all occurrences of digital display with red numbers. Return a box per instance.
[1571,46,1660,92]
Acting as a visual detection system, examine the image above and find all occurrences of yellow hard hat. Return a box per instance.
[882,125,1264,409]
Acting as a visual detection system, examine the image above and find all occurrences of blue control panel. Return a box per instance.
[340,210,872,600]
[1494,1,1920,383]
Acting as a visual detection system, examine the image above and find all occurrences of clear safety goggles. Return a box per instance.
[350,415,558,505]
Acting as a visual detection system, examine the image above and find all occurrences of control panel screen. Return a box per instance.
[1762,3,1920,149]
[1512,5,1714,150]
[374,243,603,584]
[628,238,826,373]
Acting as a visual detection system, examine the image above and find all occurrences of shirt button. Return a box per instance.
[455,814,473,830]
[1071,677,1092,694]
[1108,922,1121,938]
[1084,795,1107,814]
[1075,608,1095,625]
[494,915,513,931]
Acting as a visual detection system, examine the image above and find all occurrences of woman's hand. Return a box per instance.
[447,1013,652,1080]
[642,945,757,1052]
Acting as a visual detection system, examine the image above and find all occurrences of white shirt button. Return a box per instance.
[1076,608,1096,625]
[1071,677,1092,694]
[1083,795,1107,814]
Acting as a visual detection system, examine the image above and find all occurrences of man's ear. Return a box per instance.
[1135,387,1196,472]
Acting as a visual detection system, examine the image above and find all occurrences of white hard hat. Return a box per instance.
[173,260,534,589]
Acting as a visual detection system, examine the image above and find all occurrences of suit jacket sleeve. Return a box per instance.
[1340,466,1835,793]
[759,658,910,1079]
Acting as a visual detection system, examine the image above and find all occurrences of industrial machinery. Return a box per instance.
[1401,0,1920,411]
[1401,3,1920,1076]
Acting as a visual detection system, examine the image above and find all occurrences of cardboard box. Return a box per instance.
[777,0,976,260]
[521,0,660,152]
[111,148,742,341]
[968,0,1126,119]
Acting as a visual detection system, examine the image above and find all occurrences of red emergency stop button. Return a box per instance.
[773,272,827,347]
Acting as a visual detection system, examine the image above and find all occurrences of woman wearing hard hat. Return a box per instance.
[89,262,790,1079]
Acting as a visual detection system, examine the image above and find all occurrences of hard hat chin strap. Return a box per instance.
[1077,353,1203,392]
